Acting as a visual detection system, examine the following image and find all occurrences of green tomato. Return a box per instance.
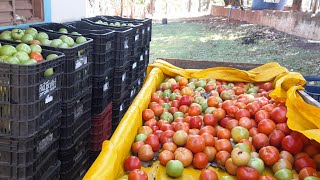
[71,31,80,35]
[30,44,42,53]
[274,168,293,180]
[166,160,184,178]
[35,32,49,40]
[173,112,184,119]
[46,54,58,60]
[16,43,31,54]
[62,37,75,47]
[201,102,208,112]
[58,28,68,33]
[21,59,37,65]
[50,39,63,47]
[135,133,147,142]
[247,158,265,174]
[24,27,38,37]
[44,68,54,77]
[59,35,68,41]
[0,31,12,40]
[13,51,30,62]
[5,56,20,64]
[40,39,51,46]
[11,29,24,40]
[0,45,17,56]
[21,34,34,43]
[76,36,87,44]
[231,126,249,143]
[160,112,173,123]
[58,43,69,48]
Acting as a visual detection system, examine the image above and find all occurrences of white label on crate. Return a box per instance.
[45,95,53,104]
[131,90,134,97]
[140,55,144,61]
[106,41,112,51]
[74,149,84,162]
[120,104,124,111]
[138,79,141,85]
[145,50,148,56]
[135,34,139,41]
[132,62,137,70]
[74,104,84,119]
[75,56,88,69]
[142,29,145,35]
[37,133,53,153]
[124,39,129,49]
[103,82,109,92]
[39,78,57,98]
[122,73,126,82]
[147,26,151,31]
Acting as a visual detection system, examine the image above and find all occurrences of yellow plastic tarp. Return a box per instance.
[84,60,320,180]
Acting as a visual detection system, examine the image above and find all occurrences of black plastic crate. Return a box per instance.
[304,76,320,102]
[41,160,61,180]
[60,149,90,180]
[99,15,152,45]
[113,62,130,98]
[127,57,139,86]
[92,50,113,77]
[60,89,92,129]
[0,118,60,179]
[82,17,133,67]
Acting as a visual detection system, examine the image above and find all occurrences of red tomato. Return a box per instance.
[174,122,189,133]
[131,141,145,154]
[179,105,189,114]
[226,119,239,131]
[153,130,163,139]
[281,135,303,155]
[138,144,154,162]
[249,127,259,137]
[150,125,159,132]
[294,156,317,172]
[214,139,232,153]
[235,109,251,120]
[236,102,247,109]
[237,166,260,180]
[171,84,180,91]
[157,120,169,129]
[222,100,235,111]
[207,96,220,107]
[186,135,206,154]
[199,126,216,136]
[254,110,270,123]
[151,104,164,117]
[213,108,226,120]
[262,104,276,112]
[159,150,174,166]
[201,133,215,146]
[29,52,43,62]
[189,128,200,135]
[193,152,209,169]
[303,145,319,157]
[174,147,193,167]
[271,106,287,123]
[257,119,276,136]
[260,82,273,91]
[145,134,160,152]
[128,169,148,180]
[171,100,180,108]
[226,105,239,118]
[144,119,157,127]
[217,128,231,139]
[151,93,161,102]
[259,176,276,180]
[216,150,231,166]
[179,95,191,106]
[269,129,285,148]
[259,146,280,166]
[188,104,201,116]
[276,123,292,135]
[162,142,177,153]
[246,102,260,116]
[124,156,141,172]
[160,124,174,131]
[203,114,218,126]
[252,133,269,150]
[199,169,218,180]
[160,130,175,144]
[219,117,232,128]
[169,107,178,114]
[299,167,318,180]
[189,116,202,129]
[239,117,253,129]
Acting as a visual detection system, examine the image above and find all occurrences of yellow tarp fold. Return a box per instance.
[84,60,320,180]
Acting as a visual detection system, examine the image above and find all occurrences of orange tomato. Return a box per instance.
[29,52,43,62]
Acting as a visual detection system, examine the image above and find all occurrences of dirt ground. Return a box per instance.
[150,15,320,76]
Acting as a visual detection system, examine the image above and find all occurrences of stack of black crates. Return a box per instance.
[29,24,95,180]
[0,41,64,179]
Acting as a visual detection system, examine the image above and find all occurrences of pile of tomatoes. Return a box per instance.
[124,76,320,180]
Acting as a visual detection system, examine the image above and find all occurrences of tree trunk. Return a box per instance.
[205,0,210,10]
[188,0,192,12]
[120,0,124,16]
[311,0,319,13]
[198,0,202,12]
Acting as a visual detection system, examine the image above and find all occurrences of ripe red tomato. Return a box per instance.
[188,104,201,116]
[217,128,231,139]
[294,156,317,172]
[179,95,191,106]
[160,130,175,144]
[128,169,148,180]
[236,102,247,109]
[254,110,270,123]
[144,119,157,127]
[303,145,319,157]
[145,134,160,152]
[299,167,318,180]
[203,114,218,126]
[213,108,226,120]
[29,52,43,62]
[216,150,230,166]
[199,126,216,136]
[171,100,180,108]
[151,104,164,117]
[249,127,259,137]
[189,116,202,129]
[193,152,209,169]
[214,139,232,153]
[260,82,273,91]
[238,117,253,130]
[207,96,220,107]
[174,147,193,167]
[162,142,177,153]
[259,146,280,166]
[186,135,206,153]
[262,104,276,112]
[151,93,161,102]
[226,105,239,118]
[246,102,260,116]
[259,176,276,180]
[281,135,303,155]
[159,150,174,166]
[219,117,232,128]
[174,122,189,133]
[199,169,218,180]
[142,109,154,121]
[169,107,178,114]
[257,119,276,136]
[237,166,260,180]
[252,133,269,150]
[138,144,154,162]
[225,119,239,131]
[160,124,174,131]
[156,120,169,129]
[205,84,216,92]
[132,141,145,154]
[189,128,200,135]
[201,133,215,146]
[271,106,287,123]
[124,156,141,172]
[235,109,251,120]
[222,100,235,111]
[179,105,189,114]
[269,129,285,148]
[276,123,292,135]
